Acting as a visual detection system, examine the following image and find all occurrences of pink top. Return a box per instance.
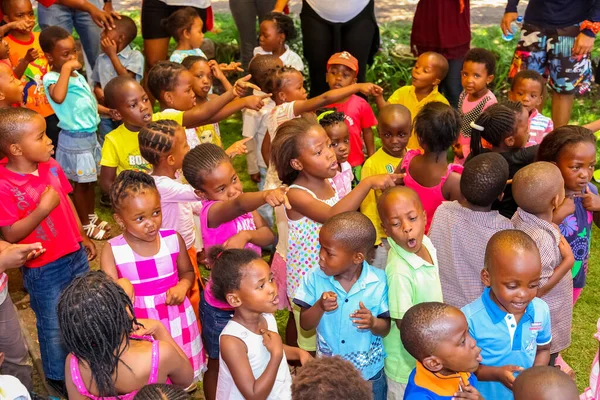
[69,336,167,400]
[331,161,353,199]
[201,200,261,309]
[527,108,554,147]
[401,149,464,233]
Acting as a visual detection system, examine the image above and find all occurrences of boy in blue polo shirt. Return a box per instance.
[462,229,552,400]
[294,212,391,400]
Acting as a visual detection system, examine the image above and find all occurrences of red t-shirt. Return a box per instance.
[326,95,378,167]
[0,158,82,268]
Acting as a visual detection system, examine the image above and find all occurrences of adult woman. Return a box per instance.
[274,0,379,96]
[229,0,277,69]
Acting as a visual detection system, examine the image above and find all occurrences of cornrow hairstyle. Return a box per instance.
[207,246,262,303]
[134,384,190,400]
[316,107,345,128]
[248,54,282,89]
[162,6,199,42]
[139,120,181,166]
[464,47,497,76]
[469,102,521,157]
[511,69,546,94]
[538,125,596,163]
[181,55,209,71]
[39,25,71,53]
[262,12,298,41]
[413,101,460,153]
[58,271,140,398]
[110,170,159,212]
[147,61,187,100]
[263,65,300,99]
[0,107,39,153]
[182,143,230,189]
[271,113,322,185]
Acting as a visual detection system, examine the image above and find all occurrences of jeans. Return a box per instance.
[37,0,102,68]
[229,0,276,68]
[439,58,463,109]
[370,368,388,400]
[0,293,32,390]
[98,117,121,147]
[21,246,90,380]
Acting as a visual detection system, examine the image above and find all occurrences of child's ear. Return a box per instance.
[44,52,53,65]
[226,292,242,308]
[9,143,22,156]
[0,89,6,102]
[497,192,505,202]
[481,268,491,287]
[508,90,515,101]
[422,355,444,373]
[380,222,390,238]
[353,251,365,265]
[113,213,124,230]
[163,91,174,107]
[486,74,495,85]
[194,188,207,200]
[290,158,302,171]
[551,193,561,211]
[277,91,286,103]
[183,27,192,40]
[166,154,176,166]
[432,77,441,86]
[503,135,515,148]
[110,109,123,121]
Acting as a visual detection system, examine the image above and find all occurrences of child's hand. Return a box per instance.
[318,291,338,312]
[39,185,60,214]
[356,83,383,97]
[223,230,251,249]
[453,378,483,400]
[233,75,260,97]
[62,58,82,73]
[225,137,251,158]
[263,186,291,209]
[9,20,35,32]
[558,234,574,263]
[219,61,244,73]
[453,142,464,160]
[166,283,187,305]
[364,173,404,190]
[24,48,39,63]
[244,93,272,111]
[81,237,97,261]
[578,185,600,212]
[101,37,118,57]
[495,365,523,389]
[298,349,313,365]
[260,329,283,358]
[351,301,375,330]
[0,242,45,271]
[553,195,576,224]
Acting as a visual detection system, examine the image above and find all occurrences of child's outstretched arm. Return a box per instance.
[14,48,38,79]
[221,330,283,400]
[292,83,383,116]
[288,174,402,224]
[261,131,271,167]
[536,235,574,297]
[283,345,312,365]
[0,242,44,274]
[166,233,195,306]
[223,211,275,250]
[203,93,271,125]
[46,59,82,104]
[374,92,387,111]
[208,60,233,91]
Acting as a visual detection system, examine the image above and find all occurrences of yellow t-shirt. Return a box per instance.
[100,110,184,174]
[388,85,449,150]
[360,148,403,245]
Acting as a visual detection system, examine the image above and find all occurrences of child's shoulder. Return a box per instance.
[460,294,487,320]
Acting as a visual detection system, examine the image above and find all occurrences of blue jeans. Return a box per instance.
[98,117,120,147]
[370,368,387,400]
[21,246,90,380]
[37,0,102,68]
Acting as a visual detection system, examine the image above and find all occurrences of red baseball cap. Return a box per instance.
[327,51,359,74]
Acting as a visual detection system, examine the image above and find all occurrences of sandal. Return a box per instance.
[555,354,576,379]
[88,213,111,232]
[84,222,111,241]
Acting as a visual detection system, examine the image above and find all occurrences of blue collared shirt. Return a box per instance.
[91,45,145,89]
[461,287,552,400]
[294,261,389,380]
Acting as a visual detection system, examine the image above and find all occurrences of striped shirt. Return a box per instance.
[527,109,554,146]
[512,208,572,353]
[429,201,513,309]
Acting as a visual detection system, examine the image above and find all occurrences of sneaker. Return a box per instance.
[46,379,68,398]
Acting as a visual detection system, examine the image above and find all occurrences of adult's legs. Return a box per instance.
[37,3,74,34]
[340,3,379,85]
[439,58,463,108]
[300,2,333,97]
[551,92,575,127]
[0,295,32,391]
[230,0,260,69]
[72,0,102,69]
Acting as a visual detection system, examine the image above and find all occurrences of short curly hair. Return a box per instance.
[291,356,372,400]
[464,47,497,75]
[461,152,509,207]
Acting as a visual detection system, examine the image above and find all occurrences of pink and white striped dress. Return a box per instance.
[109,229,206,380]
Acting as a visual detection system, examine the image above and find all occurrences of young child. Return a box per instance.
[40,26,108,241]
[455,48,498,162]
[0,62,24,108]
[254,12,304,71]
[400,101,463,233]
[59,271,194,398]
[294,212,390,400]
[138,120,203,318]
[324,51,378,171]
[513,366,579,400]
[429,153,512,309]
[317,109,353,199]
[511,162,575,367]
[461,230,552,400]
[270,115,399,354]
[0,107,95,396]
[92,15,144,144]
[375,51,449,151]
[376,187,443,399]
[360,104,411,269]
[98,74,250,194]
[166,7,207,63]
[468,101,534,219]
[290,356,374,400]
[400,302,483,399]
[3,0,58,146]
[509,70,553,146]
[210,247,310,400]
[100,171,206,383]
[181,144,288,400]
[538,126,600,303]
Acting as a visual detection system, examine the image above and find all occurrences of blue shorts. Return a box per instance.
[199,290,233,359]
[55,129,101,183]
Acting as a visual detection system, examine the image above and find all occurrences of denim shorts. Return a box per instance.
[55,129,101,183]
[199,290,233,359]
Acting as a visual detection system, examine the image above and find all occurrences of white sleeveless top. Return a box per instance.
[216,313,292,400]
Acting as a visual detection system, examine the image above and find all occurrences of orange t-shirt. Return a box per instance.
[6,32,54,117]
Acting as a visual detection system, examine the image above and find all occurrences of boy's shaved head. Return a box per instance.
[114,15,138,45]
[484,230,538,273]
[512,162,564,214]
[321,211,376,254]
[0,107,39,153]
[104,76,139,109]
[377,186,423,218]
[421,52,449,81]
[248,54,283,89]
[513,366,578,400]
[462,153,509,207]
[378,104,411,127]
[400,302,455,361]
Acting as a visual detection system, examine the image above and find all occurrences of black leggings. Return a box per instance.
[300,0,380,97]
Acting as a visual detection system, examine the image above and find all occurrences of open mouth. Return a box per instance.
[511,301,526,310]
[330,161,338,170]
[407,238,417,248]
[142,113,152,122]
[272,295,279,305]
[476,353,483,362]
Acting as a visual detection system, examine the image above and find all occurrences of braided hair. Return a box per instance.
[538,125,596,162]
[207,246,263,303]
[57,271,140,397]
[147,61,187,100]
[263,65,300,101]
[316,108,345,129]
[110,170,159,212]
[182,143,230,189]
[134,384,190,400]
[139,120,181,166]
[470,102,522,157]
[262,12,297,41]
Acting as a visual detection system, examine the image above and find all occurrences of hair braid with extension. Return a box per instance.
[147,61,187,100]
[110,170,159,211]
[182,143,230,189]
[469,102,521,157]
[139,120,180,166]
[263,65,300,99]
[57,271,141,397]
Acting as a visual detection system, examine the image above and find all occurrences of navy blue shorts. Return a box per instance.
[199,290,233,359]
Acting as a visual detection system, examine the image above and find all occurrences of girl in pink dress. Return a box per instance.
[101,171,206,383]
[58,271,193,399]
[401,101,464,233]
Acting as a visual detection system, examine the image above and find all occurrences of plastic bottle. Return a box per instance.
[502,16,524,41]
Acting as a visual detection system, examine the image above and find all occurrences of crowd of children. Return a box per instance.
[0,1,599,400]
